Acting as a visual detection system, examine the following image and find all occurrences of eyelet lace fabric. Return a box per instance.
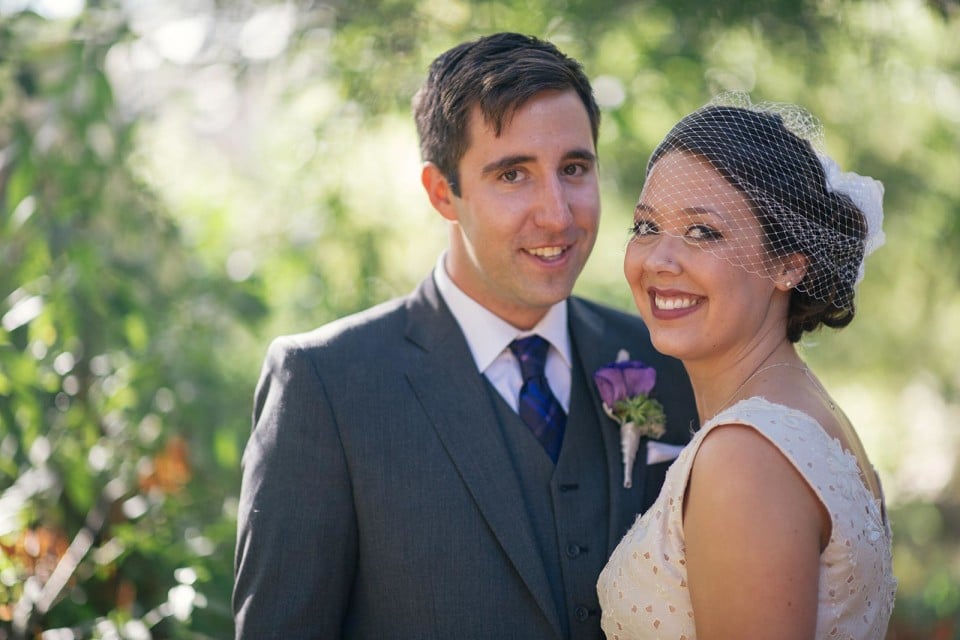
[597,396,896,639]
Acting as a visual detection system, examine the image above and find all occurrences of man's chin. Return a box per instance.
[516,283,577,308]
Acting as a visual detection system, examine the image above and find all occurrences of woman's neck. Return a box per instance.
[687,340,803,422]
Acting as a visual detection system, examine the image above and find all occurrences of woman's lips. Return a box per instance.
[648,288,704,319]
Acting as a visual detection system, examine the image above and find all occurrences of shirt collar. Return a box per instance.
[433,253,572,373]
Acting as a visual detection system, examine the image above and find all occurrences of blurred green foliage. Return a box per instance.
[1,0,958,638]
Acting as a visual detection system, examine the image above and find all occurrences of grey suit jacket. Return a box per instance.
[233,274,696,639]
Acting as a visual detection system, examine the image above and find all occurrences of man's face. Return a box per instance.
[437,89,600,329]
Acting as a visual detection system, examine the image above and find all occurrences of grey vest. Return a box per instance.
[486,356,610,640]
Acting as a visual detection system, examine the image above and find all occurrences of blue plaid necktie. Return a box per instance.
[509,335,567,463]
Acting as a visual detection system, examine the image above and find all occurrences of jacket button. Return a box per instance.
[574,606,590,622]
[566,543,582,558]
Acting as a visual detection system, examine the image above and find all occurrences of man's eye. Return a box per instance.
[562,163,588,177]
[501,169,521,183]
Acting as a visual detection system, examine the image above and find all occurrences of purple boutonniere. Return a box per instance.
[594,350,666,489]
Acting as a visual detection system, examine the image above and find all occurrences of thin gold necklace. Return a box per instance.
[716,361,809,414]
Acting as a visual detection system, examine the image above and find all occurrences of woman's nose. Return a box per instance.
[636,234,683,274]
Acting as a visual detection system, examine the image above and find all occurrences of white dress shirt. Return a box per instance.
[433,254,572,412]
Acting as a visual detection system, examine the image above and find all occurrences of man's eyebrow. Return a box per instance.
[565,148,597,163]
[480,149,597,177]
[481,155,535,176]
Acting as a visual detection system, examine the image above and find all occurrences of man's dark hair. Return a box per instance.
[413,32,599,196]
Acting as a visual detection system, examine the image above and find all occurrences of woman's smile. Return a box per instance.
[648,287,705,320]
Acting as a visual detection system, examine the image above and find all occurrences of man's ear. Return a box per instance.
[774,252,809,291]
[421,162,458,222]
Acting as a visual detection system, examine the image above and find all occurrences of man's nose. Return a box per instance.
[533,175,573,229]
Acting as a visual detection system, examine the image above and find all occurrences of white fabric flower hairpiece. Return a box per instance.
[817,153,886,284]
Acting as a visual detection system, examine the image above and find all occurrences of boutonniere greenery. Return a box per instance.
[593,350,666,489]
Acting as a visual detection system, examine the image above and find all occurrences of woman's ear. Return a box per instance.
[775,252,809,291]
[421,162,458,222]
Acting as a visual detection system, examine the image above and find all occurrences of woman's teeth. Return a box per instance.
[655,295,701,310]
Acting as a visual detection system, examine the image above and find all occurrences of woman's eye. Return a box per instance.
[686,224,722,242]
[631,219,658,237]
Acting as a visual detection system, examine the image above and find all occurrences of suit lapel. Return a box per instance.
[403,277,562,638]
[567,298,649,554]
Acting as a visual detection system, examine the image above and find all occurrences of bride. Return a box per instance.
[597,95,896,639]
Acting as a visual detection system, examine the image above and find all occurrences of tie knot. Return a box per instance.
[509,335,550,382]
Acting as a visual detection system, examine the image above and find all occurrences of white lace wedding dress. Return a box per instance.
[597,397,896,640]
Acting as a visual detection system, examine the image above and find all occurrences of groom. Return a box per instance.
[233,32,696,640]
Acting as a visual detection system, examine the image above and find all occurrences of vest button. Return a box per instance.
[574,605,590,622]
[566,543,582,558]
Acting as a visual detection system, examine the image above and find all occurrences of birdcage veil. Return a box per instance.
[631,92,885,309]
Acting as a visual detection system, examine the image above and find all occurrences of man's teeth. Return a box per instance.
[655,295,700,310]
[527,246,564,258]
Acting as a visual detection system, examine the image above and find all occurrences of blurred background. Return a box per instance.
[1,0,958,637]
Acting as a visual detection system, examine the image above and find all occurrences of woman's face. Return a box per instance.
[623,151,789,365]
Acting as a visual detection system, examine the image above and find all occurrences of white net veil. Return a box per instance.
[630,92,885,311]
